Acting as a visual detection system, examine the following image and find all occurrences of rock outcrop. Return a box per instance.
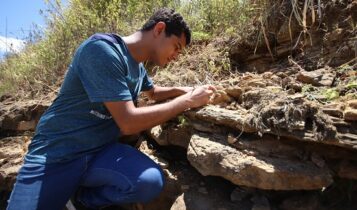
[187,132,333,190]
[150,85,357,191]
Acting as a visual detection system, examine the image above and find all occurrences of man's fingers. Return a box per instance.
[207,85,217,92]
[199,85,217,92]
[206,89,214,95]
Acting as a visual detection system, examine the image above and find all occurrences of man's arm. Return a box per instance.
[105,86,214,135]
[143,86,194,102]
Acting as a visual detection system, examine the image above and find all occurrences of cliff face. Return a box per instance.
[147,0,357,209]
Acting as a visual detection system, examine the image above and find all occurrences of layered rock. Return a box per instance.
[149,90,357,191]
[0,99,49,132]
[187,133,333,190]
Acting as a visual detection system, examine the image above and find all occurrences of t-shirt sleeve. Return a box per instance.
[76,40,133,103]
[140,65,154,92]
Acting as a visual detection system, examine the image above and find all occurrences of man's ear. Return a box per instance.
[153,21,166,38]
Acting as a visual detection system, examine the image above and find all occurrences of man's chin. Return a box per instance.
[149,58,168,67]
[146,60,165,68]
[158,60,168,67]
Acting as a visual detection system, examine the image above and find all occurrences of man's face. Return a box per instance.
[150,22,186,67]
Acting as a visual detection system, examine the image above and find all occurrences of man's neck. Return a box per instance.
[122,31,151,63]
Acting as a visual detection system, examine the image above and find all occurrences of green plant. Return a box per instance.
[345,80,357,89]
[301,84,314,94]
[322,88,340,101]
[177,115,189,127]
[191,31,211,41]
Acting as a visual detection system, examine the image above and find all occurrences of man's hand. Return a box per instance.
[179,87,194,94]
[184,85,216,108]
[105,85,215,135]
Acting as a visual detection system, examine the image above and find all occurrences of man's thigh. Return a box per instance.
[7,157,87,210]
[81,143,163,185]
[79,143,165,205]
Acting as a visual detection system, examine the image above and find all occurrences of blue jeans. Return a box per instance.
[7,143,165,210]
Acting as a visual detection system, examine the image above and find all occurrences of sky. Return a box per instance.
[0,0,68,59]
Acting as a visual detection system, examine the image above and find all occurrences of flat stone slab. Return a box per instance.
[187,133,333,190]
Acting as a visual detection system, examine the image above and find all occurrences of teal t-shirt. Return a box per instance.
[26,33,153,164]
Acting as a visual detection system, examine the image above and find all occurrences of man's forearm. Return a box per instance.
[106,94,191,135]
[106,86,214,136]
[149,86,193,102]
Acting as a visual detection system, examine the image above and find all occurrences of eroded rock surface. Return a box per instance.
[0,136,31,191]
[187,133,333,190]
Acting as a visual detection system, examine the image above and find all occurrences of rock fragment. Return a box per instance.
[297,67,336,87]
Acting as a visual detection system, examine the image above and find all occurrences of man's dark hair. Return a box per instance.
[141,8,191,46]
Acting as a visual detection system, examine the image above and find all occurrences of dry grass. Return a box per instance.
[151,38,235,87]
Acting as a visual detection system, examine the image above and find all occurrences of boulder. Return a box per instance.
[187,133,333,190]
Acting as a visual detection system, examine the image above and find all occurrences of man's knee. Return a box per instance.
[135,166,165,203]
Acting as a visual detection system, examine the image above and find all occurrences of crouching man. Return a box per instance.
[7,8,214,210]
